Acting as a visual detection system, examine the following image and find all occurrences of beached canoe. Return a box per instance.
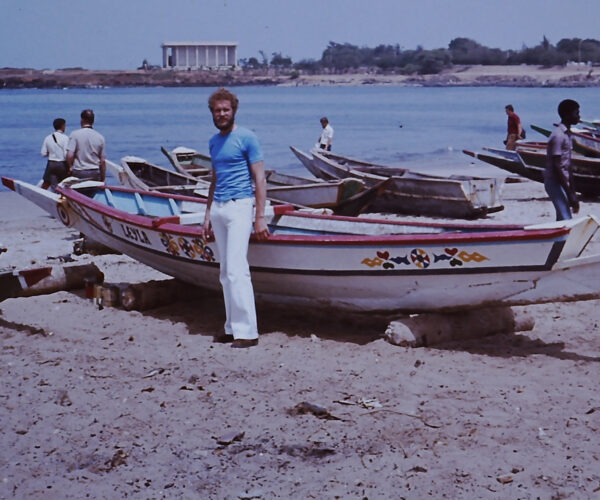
[531,124,600,159]
[487,146,600,178]
[464,149,600,196]
[4,176,600,314]
[161,146,213,177]
[112,156,381,216]
[291,147,504,219]
[106,157,209,196]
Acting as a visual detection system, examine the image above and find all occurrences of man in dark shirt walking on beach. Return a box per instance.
[504,104,523,150]
[544,99,581,220]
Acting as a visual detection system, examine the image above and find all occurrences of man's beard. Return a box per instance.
[214,115,235,132]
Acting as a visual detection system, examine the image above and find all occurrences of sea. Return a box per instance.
[1,85,599,187]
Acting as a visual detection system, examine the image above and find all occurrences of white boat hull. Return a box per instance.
[4,178,600,313]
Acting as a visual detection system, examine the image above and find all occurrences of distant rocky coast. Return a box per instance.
[1,64,598,89]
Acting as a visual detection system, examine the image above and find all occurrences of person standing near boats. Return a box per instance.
[504,104,523,150]
[317,116,334,151]
[40,117,69,189]
[66,109,106,182]
[544,99,581,220]
[201,88,269,349]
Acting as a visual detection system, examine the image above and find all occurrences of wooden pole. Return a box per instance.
[119,279,207,311]
[8,263,104,299]
[385,307,535,347]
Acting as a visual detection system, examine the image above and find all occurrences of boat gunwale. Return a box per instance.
[57,184,573,246]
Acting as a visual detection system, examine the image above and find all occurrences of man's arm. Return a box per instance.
[66,151,74,169]
[550,154,579,212]
[99,158,106,182]
[250,160,270,240]
[201,171,216,241]
[98,140,107,181]
[66,136,76,170]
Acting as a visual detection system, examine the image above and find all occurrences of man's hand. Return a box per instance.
[201,218,213,241]
[254,217,270,240]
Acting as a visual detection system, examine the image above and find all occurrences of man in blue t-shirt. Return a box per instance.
[201,88,269,348]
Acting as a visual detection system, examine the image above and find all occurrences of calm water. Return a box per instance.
[1,85,599,187]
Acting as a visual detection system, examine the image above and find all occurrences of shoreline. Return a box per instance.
[1,64,599,89]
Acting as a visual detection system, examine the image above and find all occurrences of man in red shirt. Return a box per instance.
[505,104,523,150]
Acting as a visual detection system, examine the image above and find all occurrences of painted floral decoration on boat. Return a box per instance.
[159,233,215,262]
[192,237,215,262]
[160,232,180,256]
[361,247,489,270]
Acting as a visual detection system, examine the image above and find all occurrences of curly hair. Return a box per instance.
[208,87,239,114]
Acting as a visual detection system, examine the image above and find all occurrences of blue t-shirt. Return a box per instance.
[209,127,263,202]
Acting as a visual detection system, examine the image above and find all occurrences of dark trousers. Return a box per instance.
[42,160,68,187]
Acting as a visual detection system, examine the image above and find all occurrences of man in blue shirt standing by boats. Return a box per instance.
[544,99,581,220]
[201,88,269,348]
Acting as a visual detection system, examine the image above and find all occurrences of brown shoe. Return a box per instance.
[213,334,234,343]
[231,338,258,348]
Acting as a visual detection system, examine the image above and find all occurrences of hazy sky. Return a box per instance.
[3,0,599,70]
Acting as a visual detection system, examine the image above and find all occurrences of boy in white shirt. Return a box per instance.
[40,118,69,189]
[317,117,334,151]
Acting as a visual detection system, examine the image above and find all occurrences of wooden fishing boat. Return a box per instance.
[291,147,504,219]
[531,124,600,159]
[260,170,384,215]
[161,146,213,177]
[290,146,328,179]
[464,149,600,196]
[106,157,208,196]
[4,176,599,314]
[464,149,544,183]
[0,267,52,301]
[581,119,600,133]
[111,156,382,216]
[499,146,600,177]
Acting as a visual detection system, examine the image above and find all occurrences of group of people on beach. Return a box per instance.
[40,90,581,349]
[40,109,106,189]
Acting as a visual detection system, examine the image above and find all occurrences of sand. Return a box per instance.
[279,64,600,87]
[1,177,600,499]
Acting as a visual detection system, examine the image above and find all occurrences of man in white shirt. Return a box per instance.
[40,118,69,189]
[317,116,334,151]
[66,109,106,181]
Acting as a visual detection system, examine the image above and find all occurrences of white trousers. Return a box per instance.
[210,198,258,340]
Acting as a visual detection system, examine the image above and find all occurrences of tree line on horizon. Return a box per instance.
[239,37,600,75]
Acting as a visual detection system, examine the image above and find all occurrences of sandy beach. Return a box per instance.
[1,177,600,498]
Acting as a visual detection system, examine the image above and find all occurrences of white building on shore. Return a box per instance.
[161,42,238,70]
